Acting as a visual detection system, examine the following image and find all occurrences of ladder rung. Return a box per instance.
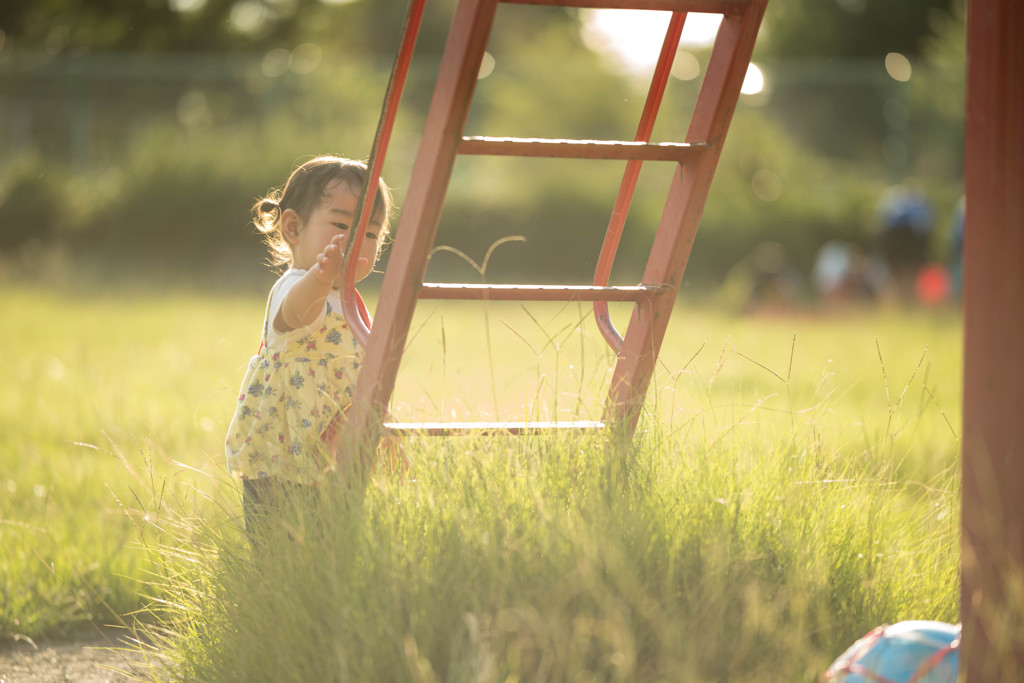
[501,0,751,13]
[384,420,606,436]
[418,283,669,302]
[459,136,712,162]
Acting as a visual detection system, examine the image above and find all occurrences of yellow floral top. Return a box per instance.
[225,270,368,486]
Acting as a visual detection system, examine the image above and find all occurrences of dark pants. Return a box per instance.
[880,223,929,274]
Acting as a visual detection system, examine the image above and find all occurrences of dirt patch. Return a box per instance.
[0,629,156,683]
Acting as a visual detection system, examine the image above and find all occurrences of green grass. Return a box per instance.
[0,279,961,681]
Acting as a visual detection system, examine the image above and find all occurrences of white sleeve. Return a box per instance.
[265,269,329,348]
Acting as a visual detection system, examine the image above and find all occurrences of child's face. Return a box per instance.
[288,180,383,286]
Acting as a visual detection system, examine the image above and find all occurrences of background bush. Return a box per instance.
[0,107,950,290]
[0,0,965,290]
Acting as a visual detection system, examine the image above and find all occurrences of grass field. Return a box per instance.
[0,278,961,681]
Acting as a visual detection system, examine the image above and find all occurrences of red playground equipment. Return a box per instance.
[338,0,768,449]
[335,1,1024,678]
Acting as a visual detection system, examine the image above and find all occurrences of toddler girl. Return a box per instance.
[225,156,394,533]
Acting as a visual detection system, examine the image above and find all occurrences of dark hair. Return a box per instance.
[253,156,395,266]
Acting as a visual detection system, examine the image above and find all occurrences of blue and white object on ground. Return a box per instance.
[823,620,960,683]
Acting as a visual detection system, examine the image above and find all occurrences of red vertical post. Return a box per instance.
[961,0,1024,681]
[344,0,498,462]
[342,0,427,349]
[603,2,766,432]
[593,10,686,352]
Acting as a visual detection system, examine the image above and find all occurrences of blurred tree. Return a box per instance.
[0,0,966,288]
[905,0,964,244]
[1,0,270,52]
[761,0,957,59]
[0,0,456,55]
[755,0,961,167]
[0,0,956,59]
[910,0,964,159]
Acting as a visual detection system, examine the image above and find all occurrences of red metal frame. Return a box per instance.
[604,2,766,432]
[341,0,767,458]
[341,0,427,349]
[344,0,501,455]
[961,1,1024,680]
[593,10,686,352]
[333,1,1024,678]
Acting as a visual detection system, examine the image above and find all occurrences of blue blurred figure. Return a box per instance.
[877,183,934,302]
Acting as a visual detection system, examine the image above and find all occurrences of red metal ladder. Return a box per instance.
[339,0,768,450]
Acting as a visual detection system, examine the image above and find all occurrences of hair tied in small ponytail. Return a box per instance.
[259,198,281,216]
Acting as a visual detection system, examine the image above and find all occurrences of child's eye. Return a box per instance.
[366,232,378,240]
[332,223,350,231]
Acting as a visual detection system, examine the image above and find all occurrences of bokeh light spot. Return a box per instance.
[671,51,700,81]
[580,10,721,75]
[290,43,322,74]
[885,52,912,82]
[741,63,764,95]
[229,0,269,36]
[262,48,291,78]
[169,0,207,12]
[478,51,495,80]
[751,168,782,202]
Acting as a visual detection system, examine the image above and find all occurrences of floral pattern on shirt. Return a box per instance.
[225,286,361,486]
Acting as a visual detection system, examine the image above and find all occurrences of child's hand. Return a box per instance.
[314,234,371,286]
[313,234,347,284]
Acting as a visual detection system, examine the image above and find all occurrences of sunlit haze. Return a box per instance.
[580,10,765,96]
[581,10,721,72]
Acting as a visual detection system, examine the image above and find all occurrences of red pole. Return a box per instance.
[603,2,766,431]
[341,0,427,349]
[961,0,1024,680]
[345,0,499,462]
[593,11,686,352]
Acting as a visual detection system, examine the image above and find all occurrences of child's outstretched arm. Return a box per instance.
[275,235,346,333]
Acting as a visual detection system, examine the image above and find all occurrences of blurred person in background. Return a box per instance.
[812,239,884,308]
[876,182,934,303]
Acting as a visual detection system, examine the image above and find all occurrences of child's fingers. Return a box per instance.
[317,244,341,268]
[316,245,341,276]
[319,237,348,261]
